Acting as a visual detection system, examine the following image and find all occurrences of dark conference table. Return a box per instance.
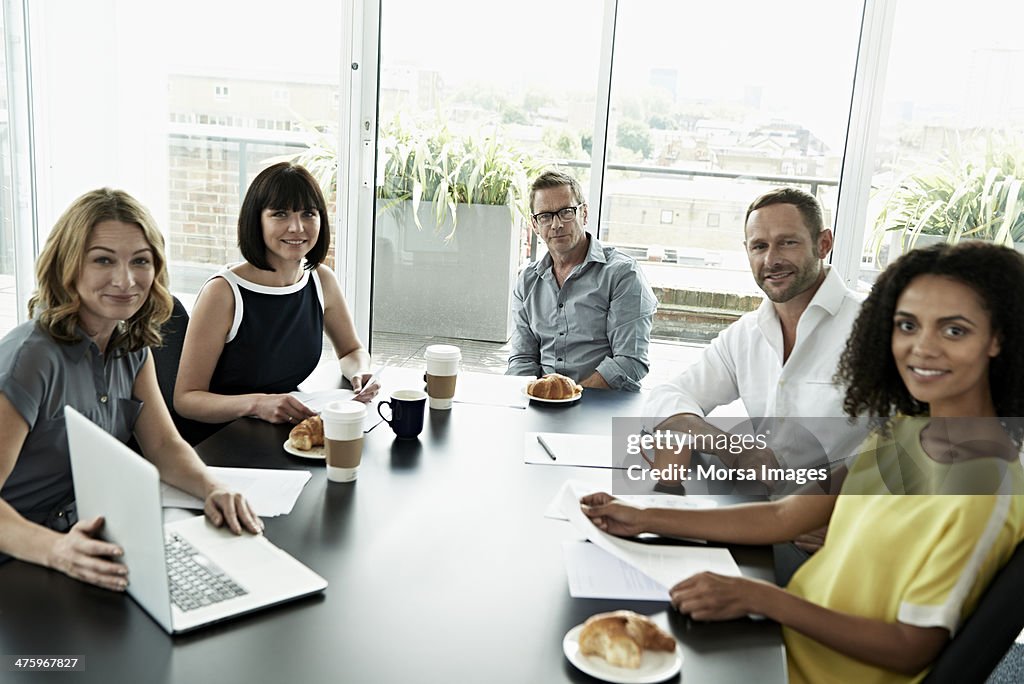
[0,370,786,684]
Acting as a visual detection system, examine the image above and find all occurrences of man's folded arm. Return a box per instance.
[594,355,647,391]
[598,264,657,391]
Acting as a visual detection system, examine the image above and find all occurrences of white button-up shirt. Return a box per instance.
[645,266,866,467]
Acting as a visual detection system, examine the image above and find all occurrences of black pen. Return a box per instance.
[537,435,557,461]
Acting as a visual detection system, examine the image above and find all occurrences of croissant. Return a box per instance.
[527,373,582,400]
[288,415,324,451]
[578,611,675,669]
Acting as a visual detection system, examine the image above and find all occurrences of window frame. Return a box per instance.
[0,0,903,342]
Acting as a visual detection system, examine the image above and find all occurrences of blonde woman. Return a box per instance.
[0,188,261,591]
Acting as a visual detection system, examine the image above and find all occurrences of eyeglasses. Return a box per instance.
[531,205,584,228]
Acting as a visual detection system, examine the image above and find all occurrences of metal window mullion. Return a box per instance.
[335,0,359,306]
[587,0,618,238]
[831,0,897,286]
[4,0,38,323]
[341,0,379,346]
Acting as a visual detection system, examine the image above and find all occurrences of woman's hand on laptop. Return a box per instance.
[203,488,263,535]
[48,515,129,592]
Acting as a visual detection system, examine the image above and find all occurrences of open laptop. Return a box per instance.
[65,406,327,634]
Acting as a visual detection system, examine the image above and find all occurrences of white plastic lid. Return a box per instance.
[323,401,367,422]
[424,344,461,361]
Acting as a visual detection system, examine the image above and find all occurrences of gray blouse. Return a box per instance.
[0,321,147,526]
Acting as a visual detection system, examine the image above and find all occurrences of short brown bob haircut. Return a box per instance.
[238,162,331,271]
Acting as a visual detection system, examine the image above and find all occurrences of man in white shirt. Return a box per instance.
[641,188,864,578]
[645,187,864,482]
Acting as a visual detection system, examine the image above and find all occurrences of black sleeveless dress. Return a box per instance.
[209,267,325,396]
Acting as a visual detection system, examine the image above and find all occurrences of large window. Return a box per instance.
[0,2,19,339]
[602,0,863,320]
[6,1,1022,367]
[368,0,866,351]
[860,0,1024,285]
[24,0,343,308]
[370,0,603,354]
[161,0,344,297]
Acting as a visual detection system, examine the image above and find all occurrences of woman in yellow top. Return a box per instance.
[583,241,1024,683]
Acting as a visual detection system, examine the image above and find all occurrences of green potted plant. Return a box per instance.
[284,113,544,342]
[373,114,544,341]
[869,135,1024,266]
[376,113,543,239]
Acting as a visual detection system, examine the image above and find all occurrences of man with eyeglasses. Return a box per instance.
[507,169,657,391]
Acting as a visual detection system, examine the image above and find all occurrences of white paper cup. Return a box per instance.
[425,345,461,410]
[322,401,367,482]
[425,344,461,375]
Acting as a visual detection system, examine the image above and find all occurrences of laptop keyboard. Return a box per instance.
[165,532,248,612]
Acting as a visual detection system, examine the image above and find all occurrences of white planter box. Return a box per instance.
[885,233,1024,267]
[373,201,520,342]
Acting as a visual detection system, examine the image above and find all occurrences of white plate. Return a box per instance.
[522,387,583,404]
[282,440,325,460]
[562,623,682,684]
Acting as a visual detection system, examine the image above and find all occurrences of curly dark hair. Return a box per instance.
[837,242,1024,422]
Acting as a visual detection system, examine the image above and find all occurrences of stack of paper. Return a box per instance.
[553,479,740,599]
[290,389,356,412]
[544,479,717,522]
[160,467,312,517]
[563,541,669,600]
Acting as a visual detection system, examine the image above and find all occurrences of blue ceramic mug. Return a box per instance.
[377,389,427,439]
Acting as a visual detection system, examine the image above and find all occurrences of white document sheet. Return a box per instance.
[543,479,717,522]
[559,480,740,588]
[290,389,355,412]
[525,433,615,467]
[454,375,532,409]
[289,390,383,431]
[160,467,312,517]
[563,541,669,600]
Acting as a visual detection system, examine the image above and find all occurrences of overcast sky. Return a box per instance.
[157,0,1024,149]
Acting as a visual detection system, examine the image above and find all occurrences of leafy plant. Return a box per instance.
[264,112,340,201]
[376,113,544,239]
[870,134,1024,261]
[275,113,544,241]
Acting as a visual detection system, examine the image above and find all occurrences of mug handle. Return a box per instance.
[377,400,393,425]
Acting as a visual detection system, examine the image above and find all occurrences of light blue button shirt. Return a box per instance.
[507,234,657,391]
